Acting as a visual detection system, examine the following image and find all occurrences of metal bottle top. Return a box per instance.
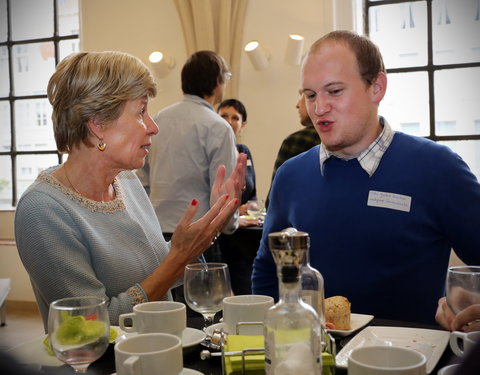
[268,227,310,268]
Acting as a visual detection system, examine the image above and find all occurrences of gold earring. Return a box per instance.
[97,141,106,151]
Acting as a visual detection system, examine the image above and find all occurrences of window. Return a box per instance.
[364,0,480,180]
[0,0,79,209]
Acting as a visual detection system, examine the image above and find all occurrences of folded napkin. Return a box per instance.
[223,335,334,375]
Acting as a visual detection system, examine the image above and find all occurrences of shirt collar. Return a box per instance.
[319,117,395,177]
[183,94,215,111]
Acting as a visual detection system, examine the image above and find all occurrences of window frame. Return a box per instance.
[0,0,79,207]
[364,0,480,142]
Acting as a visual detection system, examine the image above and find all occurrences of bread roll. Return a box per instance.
[325,296,351,330]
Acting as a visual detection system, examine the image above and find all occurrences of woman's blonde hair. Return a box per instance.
[47,51,157,152]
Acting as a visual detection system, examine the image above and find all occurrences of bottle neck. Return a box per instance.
[278,276,302,304]
[302,248,311,266]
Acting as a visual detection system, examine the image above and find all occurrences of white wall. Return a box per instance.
[0,211,36,301]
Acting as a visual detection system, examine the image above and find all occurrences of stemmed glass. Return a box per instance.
[184,262,232,329]
[48,296,110,373]
[446,265,480,314]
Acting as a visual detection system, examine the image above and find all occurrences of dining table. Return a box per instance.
[37,314,460,375]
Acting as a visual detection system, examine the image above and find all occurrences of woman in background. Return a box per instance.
[15,51,246,329]
[218,99,258,224]
[217,99,260,294]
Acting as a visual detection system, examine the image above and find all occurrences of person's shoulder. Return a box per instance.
[236,143,250,154]
[16,167,59,207]
[153,100,186,119]
[392,132,459,158]
[282,126,320,145]
[390,132,470,175]
[280,145,320,170]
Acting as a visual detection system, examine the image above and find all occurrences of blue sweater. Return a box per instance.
[252,132,480,324]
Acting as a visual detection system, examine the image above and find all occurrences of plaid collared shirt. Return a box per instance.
[319,117,395,177]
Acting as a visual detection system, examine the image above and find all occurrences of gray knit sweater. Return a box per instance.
[15,166,172,330]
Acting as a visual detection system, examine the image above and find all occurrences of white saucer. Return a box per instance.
[115,327,205,348]
[205,322,228,336]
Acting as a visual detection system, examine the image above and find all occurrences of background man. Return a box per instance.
[266,92,320,207]
[137,50,238,260]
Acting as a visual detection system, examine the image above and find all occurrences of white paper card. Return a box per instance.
[367,190,411,212]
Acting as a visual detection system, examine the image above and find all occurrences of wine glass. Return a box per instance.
[446,265,480,314]
[247,199,266,223]
[184,262,232,329]
[48,296,110,373]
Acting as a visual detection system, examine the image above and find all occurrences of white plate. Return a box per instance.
[327,313,374,337]
[7,326,125,367]
[182,327,206,348]
[205,322,228,336]
[115,327,205,349]
[7,336,63,367]
[335,326,450,374]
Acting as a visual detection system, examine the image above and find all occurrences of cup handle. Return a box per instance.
[124,355,139,375]
[119,313,136,333]
[450,331,468,356]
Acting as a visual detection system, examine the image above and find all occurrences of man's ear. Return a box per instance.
[372,72,387,104]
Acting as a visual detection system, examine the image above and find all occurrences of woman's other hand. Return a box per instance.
[170,194,238,263]
[452,304,480,332]
[435,297,456,331]
[436,297,480,332]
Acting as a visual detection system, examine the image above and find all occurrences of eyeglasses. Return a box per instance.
[224,72,232,81]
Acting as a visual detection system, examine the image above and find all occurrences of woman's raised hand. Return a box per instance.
[211,152,247,206]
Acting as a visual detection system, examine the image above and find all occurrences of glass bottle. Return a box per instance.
[300,248,326,326]
[264,228,322,375]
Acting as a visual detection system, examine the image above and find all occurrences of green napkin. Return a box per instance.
[223,335,334,375]
[224,335,264,375]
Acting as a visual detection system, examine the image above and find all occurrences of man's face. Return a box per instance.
[301,41,385,158]
[296,92,313,127]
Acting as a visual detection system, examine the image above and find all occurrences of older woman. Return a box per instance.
[14,51,246,329]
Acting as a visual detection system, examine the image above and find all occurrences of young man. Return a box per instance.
[252,31,480,324]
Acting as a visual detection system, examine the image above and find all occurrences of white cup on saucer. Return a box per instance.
[348,345,427,375]
[118,301,186,338]
[449,330,480,357]
[222,294,274,335]
[114,333,182,375]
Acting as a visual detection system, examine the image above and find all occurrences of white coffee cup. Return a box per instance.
[449,330,480,357]
[118,301,186,338]
[437,364,460,375]
[114,333,182,375]
[348,346,427,375]
[222,294,274,335]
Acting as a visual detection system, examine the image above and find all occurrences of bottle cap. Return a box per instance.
[268,227,309,268]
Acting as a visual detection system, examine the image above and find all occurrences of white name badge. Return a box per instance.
[367,190,412,213]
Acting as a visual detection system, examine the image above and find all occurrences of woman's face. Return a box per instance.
[218,106,246,136]
[101,96,158,171]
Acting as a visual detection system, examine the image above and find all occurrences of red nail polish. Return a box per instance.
[225,195,229,200]
[235,199,239,205]
[191,199,198,206]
